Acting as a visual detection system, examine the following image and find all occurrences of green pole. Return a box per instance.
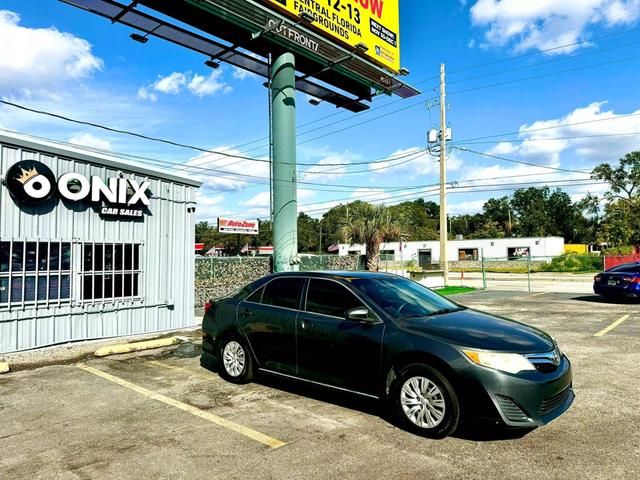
[270,52,298,272]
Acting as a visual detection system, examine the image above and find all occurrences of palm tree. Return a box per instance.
[341,202,404,271]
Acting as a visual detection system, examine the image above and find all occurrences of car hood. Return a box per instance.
[401,308,554,353]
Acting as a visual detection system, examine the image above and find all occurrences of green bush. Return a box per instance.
[541,254,603,272]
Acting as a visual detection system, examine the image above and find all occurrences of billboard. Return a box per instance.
[259,0,400,72]
[218,218,260,235]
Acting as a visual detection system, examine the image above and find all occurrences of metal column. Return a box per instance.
[270,52,298,272]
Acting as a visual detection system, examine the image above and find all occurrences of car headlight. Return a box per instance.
[462,349,536,374]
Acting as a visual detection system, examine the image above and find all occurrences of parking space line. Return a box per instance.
[530,292,550,297]
[76,364,286,449]
[594,314,631,337]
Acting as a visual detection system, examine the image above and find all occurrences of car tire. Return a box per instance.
[218,334,253,384]
[390,363,460,439]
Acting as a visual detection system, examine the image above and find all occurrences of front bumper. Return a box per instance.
[459,355,574,427]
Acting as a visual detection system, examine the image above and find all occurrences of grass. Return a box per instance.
[435,286,477,296]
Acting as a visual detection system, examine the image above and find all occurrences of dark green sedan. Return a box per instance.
[201,271,574,438]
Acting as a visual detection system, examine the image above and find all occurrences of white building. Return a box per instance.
[0,132,201,354]
[338,237,565,267]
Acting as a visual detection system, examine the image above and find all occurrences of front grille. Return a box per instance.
[495,395,529,423]
[527,349,561,374]
[539,386,571,416]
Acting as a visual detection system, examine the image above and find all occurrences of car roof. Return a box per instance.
[268,271,397,280]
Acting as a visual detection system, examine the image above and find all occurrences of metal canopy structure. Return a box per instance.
[62,0,375,111]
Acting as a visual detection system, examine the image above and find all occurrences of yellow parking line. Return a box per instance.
[594,314,631,337]
[76,364,286,449]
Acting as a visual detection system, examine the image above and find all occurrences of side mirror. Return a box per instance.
[345,307,379,324]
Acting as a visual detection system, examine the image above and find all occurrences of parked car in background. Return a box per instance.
[201,272,574,438]
[594,262,640,299]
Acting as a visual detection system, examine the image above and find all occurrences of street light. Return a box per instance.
[130,32,149,44]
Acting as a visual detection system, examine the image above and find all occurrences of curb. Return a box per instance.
[0,362,9,374]
[94,337,182,357]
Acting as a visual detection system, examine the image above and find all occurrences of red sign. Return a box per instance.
[218,217,259,235]
[195,243,205,252]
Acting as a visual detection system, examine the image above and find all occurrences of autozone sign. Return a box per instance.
[218,217,259,235]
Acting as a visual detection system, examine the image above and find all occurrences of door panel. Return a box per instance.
[297,279,384,395]
[239,278,305,374]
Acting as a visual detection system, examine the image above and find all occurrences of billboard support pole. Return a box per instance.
[271,52,298,272]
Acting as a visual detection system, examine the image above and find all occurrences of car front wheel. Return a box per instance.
[391,363,460,438]
[218,334,253,384]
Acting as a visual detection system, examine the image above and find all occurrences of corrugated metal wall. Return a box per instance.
[0,139,198,353]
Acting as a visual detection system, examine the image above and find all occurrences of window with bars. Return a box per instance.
[0,241,72,307]
[81,243,142,301]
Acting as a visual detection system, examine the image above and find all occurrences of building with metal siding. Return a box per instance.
[0,132,202,354]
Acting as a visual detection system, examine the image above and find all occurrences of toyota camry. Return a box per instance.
[201,271,574,438]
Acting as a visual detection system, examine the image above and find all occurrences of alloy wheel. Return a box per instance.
[222,341,246,377]
[400,376,446,429]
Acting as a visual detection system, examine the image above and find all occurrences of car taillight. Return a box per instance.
[594,275,602,282]
[625,277,640,284]
[204,299,215,314]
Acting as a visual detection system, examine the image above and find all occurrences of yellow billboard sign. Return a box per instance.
[260,0,400,72]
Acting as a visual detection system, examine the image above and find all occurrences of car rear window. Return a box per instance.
[609,264,640,273]
[261,278,305,310]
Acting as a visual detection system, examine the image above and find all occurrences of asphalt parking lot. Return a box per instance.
[1,290,639,480]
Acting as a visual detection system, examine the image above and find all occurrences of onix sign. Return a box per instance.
[5,160,151,216]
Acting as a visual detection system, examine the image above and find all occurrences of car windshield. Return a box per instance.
[348,276,464,320]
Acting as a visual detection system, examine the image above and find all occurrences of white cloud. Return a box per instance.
[469,0,640,54]
[302,152,356,182]
[188,70,233,97]
[136,86,157,102]
[449,200,487,215]
[0,10,103,91]
[153,72,187,94]
[68,133,112,151]
[175,147,270,192]
[232,67,257,81]
[243,191,270,207]
[369,147,463,176]
[485,101,640,166]
[138,70,232,101]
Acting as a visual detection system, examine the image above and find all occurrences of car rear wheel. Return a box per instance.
[218,334,253,384]
[391,363,460,438]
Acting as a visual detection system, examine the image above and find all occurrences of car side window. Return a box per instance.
[245,286,264,304]
[306,279,364,318]
[261,278,305,310]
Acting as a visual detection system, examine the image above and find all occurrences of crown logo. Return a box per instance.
[15,166,39,185]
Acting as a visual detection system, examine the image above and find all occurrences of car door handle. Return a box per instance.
[300,319,312,330]
[240,309,252,317]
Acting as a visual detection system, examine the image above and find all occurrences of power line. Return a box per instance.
[454,147,589,174]
[455,112,640,143]
[455,131,640,146]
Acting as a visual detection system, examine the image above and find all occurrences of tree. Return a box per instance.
[297,212,320,253]
[592,151,640,250]
[340,203,403,271]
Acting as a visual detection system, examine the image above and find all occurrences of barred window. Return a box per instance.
[0,241,72,307]
[81,243,142,301]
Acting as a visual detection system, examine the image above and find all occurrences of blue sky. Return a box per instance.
[1,0,640,222]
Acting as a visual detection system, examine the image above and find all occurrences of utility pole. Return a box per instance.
[439,63,449,285]
[318,225,323,255]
